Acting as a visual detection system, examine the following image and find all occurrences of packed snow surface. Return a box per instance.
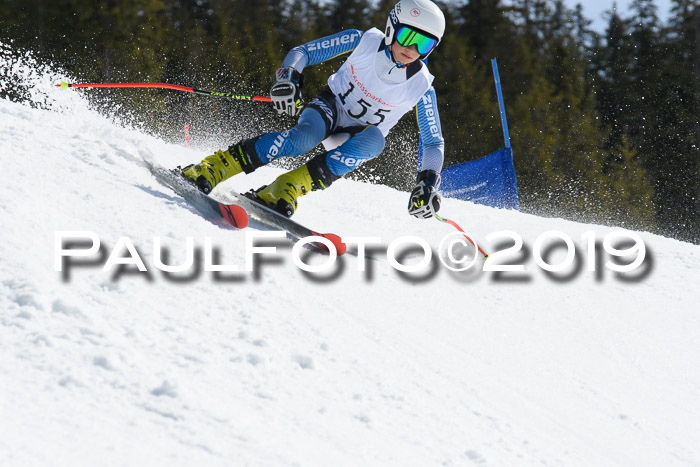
[1,52,699,466]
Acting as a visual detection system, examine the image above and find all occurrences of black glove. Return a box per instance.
[408,170,442,219]
[271,67,304,117]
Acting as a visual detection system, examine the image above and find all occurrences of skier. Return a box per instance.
[181,0,446,219]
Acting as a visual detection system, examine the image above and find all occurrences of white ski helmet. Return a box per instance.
[385,0,446,59]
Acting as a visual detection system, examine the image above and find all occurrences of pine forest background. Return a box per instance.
[1,0,698,243]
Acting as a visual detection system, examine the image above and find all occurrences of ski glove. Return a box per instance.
[408,170,442,219]
[271,67,304,117]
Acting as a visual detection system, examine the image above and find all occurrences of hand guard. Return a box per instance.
[408,170,442,219]
[271,67,304,117]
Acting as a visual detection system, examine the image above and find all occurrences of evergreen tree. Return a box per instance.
[430,4,499,169]
[371,0,397,29]
[657,0,700,242]
[597,9,636,152]
[327,0,373,32]
[459,0,513,61]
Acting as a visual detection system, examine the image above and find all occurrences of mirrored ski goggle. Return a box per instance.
[395,26,438,55]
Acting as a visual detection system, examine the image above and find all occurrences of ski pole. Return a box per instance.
[56,81,272,102]
[434,214,489,259]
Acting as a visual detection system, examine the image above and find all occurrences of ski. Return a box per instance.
[221,189,347,256]
[146,160,249,229]
[145,160,346,255]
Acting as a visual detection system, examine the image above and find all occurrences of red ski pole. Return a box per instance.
[434,214,489,259]
[57,81,272,102]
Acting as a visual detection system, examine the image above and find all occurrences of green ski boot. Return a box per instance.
[256,164,315,217]
[182,141,260,194]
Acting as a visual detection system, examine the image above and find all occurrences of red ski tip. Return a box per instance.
[219,204,249,229]
[321,233,346,256]
[232,205,249,229]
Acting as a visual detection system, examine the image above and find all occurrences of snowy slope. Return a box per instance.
[1,53,700,467]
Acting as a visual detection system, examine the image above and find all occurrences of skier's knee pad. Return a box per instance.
[325,125,386,177]
[355,125,386,155]
[290,117,327,154]
[254,109,327,163]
